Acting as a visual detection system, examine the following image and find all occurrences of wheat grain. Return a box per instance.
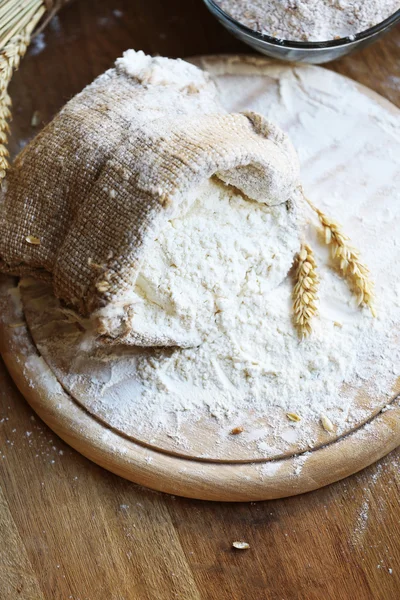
[230,426,244,435]
[293,243,319,338]
[304,196,376,316]
[286,412,302,422]
[320,414,334,432]
[25,234,40,244]
[232,541,250,550]
[31,109,40,127]
[95,280,111,292]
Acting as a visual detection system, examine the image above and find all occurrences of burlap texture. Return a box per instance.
[0,51,299,344]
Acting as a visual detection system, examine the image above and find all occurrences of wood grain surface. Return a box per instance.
[1,0,400,598]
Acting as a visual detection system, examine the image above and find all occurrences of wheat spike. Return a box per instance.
[0,1,46,180]
[305,196,376,317]
[0,89,10,178]
[293,243,319,338]
[0,35,29,178]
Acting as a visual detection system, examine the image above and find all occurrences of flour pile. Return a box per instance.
[128,178,301,348]
[135,245,396,428]
[11,61,400,460]
[216,0,400,42]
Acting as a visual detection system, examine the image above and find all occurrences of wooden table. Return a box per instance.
[1,1,400,598]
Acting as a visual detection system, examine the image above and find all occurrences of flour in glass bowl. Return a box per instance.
[215,0,400,42]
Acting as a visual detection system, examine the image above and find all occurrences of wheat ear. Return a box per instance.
[0,89,11,178]
[0,1,46,180]
[305,196,376,317]
[293,243,319,338]
[0,35,31,179]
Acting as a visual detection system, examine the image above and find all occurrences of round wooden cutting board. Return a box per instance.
[1,56,400,501]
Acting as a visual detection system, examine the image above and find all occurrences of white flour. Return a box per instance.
[216,0,400,42]
[135,242,397,429]
[11,61,400,460]
[128,178,301,347]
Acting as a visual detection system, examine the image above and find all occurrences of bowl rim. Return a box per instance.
[203,0,400,49]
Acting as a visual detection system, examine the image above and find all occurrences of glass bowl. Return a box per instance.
[203,0,400,64]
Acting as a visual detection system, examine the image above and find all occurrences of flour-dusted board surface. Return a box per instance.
[1,56,400,501]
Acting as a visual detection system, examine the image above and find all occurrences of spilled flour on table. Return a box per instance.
[348,451,400,565]
[5,63,400,460]
[29,32,46,56]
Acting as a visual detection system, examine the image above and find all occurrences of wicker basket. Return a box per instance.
[0,0,71,180]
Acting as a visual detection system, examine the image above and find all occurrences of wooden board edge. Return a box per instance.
[3,342,399,501]
[189,54,400,115]
[1,276,399,501]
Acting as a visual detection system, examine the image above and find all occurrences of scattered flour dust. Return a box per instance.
[7,62,400,461]
[131,169,400,448]
[29,32,46,56]
[111,64,400,456]
[216,0,400,41]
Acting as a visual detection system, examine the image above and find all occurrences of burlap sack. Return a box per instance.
[0,50,300,345]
